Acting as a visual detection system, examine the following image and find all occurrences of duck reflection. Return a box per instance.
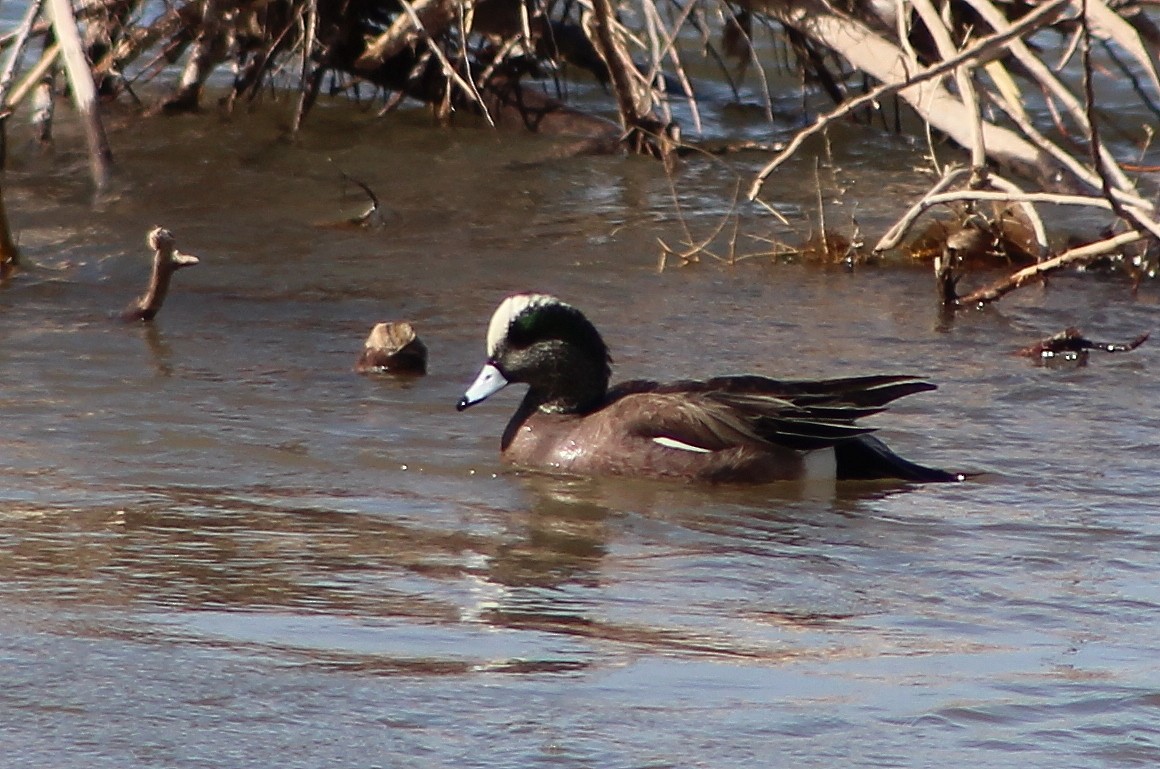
[484,475,612,590]
[469,471,912,656]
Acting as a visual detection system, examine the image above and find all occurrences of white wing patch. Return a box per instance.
[486,293,559,357]
[802,448,837,480]
[652,436,713,453]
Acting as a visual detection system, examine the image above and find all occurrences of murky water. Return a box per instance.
[2,81,1160,769]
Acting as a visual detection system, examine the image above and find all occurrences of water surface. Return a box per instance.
[2,91,1160,769]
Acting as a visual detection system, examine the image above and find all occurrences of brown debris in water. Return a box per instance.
[356,322,428,375]
[1015,327,1150,367]
[904,209,1039,268]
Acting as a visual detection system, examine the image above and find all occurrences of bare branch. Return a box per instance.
[46,0,112,190]
[0,0,44,109]
[748,0,1072,200]
[397,0,494,126]
[909,0,987,169]
[955,230,1149,306]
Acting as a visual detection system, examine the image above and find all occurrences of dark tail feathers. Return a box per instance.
[835,435,964,483]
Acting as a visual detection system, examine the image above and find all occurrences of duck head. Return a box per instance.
[457,293,611,414]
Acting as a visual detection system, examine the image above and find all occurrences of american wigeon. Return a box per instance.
[457,293,964,484]
[120,227,200,322]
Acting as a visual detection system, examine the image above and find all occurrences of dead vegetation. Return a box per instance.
[0,0,1158,309]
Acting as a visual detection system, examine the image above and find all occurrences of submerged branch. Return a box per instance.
[121,227,200,322]
[1015,327,1150,359]
[948,230,1149,308]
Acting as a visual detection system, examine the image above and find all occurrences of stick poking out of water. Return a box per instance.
[120,227,200,322]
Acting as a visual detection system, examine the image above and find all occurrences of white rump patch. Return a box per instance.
[802,448,837,480]
[486,293,560,357]
[652,436,713,453]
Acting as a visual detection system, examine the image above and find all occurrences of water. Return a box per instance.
[2,86,1160,768]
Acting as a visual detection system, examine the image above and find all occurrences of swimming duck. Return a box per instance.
[120,227,199,322]
[457,293,963,484]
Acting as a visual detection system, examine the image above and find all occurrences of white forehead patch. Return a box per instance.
[486,293,560,357]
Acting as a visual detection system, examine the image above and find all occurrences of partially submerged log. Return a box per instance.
[355,322,428,375]
[480,75,620,143]
[120,227,200,322]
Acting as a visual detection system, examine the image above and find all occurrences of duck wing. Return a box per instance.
[610,375,936,453]
[694,374,937,408]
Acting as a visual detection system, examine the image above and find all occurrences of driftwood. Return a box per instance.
[743,0,1160,287]
[355,322,428,375]
[154,0,230,114]
[355,0,457,73]
[120,227,200,322]
[0,0,43,116]
[747,0,1070,193]
[912,2,1160,298]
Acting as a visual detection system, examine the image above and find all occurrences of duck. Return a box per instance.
[456,293,964,484]
[120,227,200,322]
